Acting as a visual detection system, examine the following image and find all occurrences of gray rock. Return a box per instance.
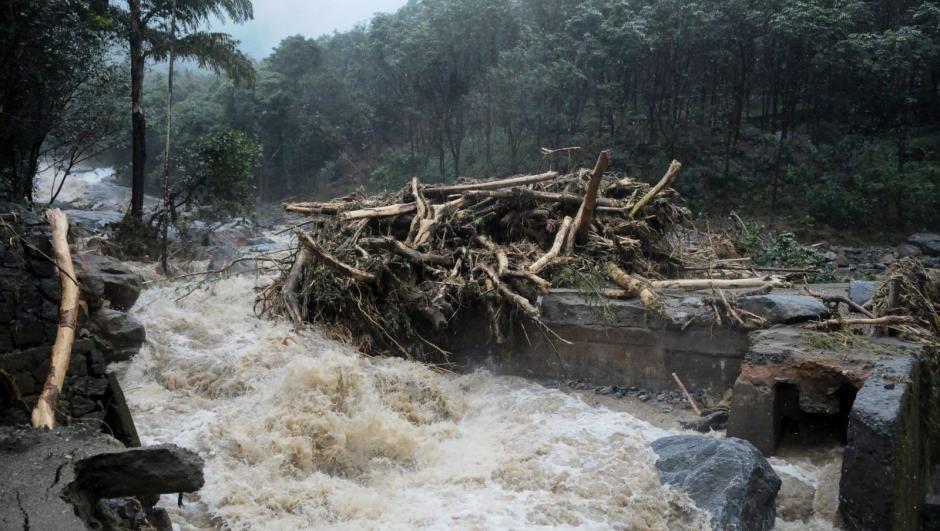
[90,308,146,363]
[736,295,830,324]
[72,444,205,498]
[896,243,922,258]
[652,435,781,531]
[75,254,143,311]
[848,280,877,307]
[908,233,940,256]
[208,245,253,275]
[0,426,120,531]
[840,355,925,530]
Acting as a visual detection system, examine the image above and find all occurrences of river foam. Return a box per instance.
[119,273,709,530]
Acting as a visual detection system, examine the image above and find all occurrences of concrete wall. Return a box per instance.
[441,290,749,393]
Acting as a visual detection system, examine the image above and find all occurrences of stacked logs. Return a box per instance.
[263,152,705,361]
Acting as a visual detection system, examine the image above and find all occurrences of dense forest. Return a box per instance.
[3,0,940,232]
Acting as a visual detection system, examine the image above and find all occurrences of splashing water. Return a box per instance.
[118,272,711,530]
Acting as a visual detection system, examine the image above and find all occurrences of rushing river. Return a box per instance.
[45,165,835,530]
[117,271,712,530]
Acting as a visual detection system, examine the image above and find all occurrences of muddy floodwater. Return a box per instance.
[117,271,711,529]
[36,167,838,530]
[114,268,839,530]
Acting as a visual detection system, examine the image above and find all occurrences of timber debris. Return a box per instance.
[263,151,799,362]
[264,152,706,360]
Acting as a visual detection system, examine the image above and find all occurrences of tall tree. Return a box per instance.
[118,0,255,218]
[0,0,110,201]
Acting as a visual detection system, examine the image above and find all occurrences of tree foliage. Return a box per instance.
[0,0,112,201]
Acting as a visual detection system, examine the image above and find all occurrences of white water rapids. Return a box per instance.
[43,166,836,530]
[116,271,713,530]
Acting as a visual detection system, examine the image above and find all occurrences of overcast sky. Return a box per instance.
[215,0,409,59]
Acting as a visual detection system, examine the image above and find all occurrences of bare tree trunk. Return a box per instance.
[160,0,177,274]
[129,0,147,219]
[31,209,80,429]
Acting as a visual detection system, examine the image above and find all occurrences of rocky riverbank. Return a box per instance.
[0,204,200,530]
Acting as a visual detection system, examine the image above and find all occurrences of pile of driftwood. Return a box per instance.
[261,152,780,361]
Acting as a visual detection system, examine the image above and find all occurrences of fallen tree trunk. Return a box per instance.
[423,171,559,196]
[463,188,623,208]
[572,150,611,245]
[282,249,309,324]
[480,263,540,317]
[297,230,376,283]
[629,160,682,218]
[362,237,454,267]
[339,202,417,221]
[605,262,663,312]
[283,201,350,215]
[530,216,573,274]
[31,209,80,429]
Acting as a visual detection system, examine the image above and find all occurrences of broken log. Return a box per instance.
[480,263,540,317]
[297,230,376,283]
[31,209,81,429]
[339,202,417,221]
[362,237,454,267]
[423,171,559,196]
[629,160,682,218]
[284,201,349,215]
[504,269,551,293]
[463,188,623,208]
[413,197,465,247]
[572,150,611,245]
[406,177,429,246]
[605,262,663,312]
[477,235,509,277]
[282,249,309,324]
[530,216,573,274]
[672,372,702,415]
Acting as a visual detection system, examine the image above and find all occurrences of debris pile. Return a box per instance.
[263,152,706,361]
[871,257,940,343]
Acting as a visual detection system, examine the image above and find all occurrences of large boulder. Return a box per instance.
[651,435,781,531]
[736,294,830,324]
[848,280,877,308]
[908,233,940,256]
[72,444,204,498]
[0,426,199,531]
[74,254,143,311]
[89,308,146,363]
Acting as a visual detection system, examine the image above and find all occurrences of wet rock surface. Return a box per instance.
[72,444,204,498]
[89,307,146,363]
[652,435,781,531]
[74,253,143,311]
[840,355,927,531]
[848,280,877,307]
[908,233,940,256]
[0,426,202,531]
[736,294,830,324]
